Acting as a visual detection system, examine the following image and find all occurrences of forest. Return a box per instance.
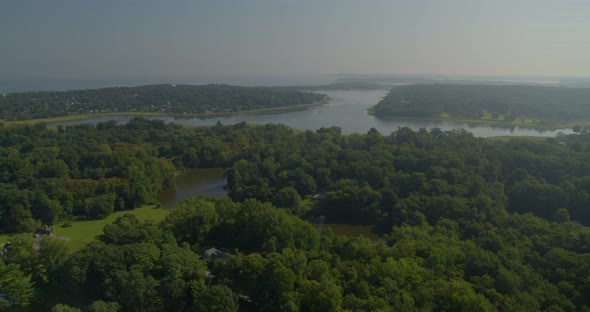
[0,84,327,120]
[2,119,590,311]
[372,84,590,124]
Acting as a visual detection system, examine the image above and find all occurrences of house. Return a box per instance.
[0,293,10,307]
[202,248,229,260]
[1,242,10,255]
[33,225,55,239]
[312,193,326,200]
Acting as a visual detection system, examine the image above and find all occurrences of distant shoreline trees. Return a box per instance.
[372,84,590,124]
[0,84,327,120]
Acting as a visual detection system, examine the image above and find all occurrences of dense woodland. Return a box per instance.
[0,84,327,120]
[372,84,590,123]
[3,119,590,310]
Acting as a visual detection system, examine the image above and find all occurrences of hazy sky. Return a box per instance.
[1,0,589,80]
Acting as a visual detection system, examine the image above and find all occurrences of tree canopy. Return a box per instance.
[2,119,590,310]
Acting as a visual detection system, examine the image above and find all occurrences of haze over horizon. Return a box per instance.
[2,0,590,83]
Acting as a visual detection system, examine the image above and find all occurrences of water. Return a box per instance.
[50,90,574,137]
[157,168,226,208]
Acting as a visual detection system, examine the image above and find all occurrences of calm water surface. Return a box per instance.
[157,168,226,208]
[50,90,574,137]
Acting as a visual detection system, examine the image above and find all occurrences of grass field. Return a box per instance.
[0,112,165,126]
[0,205,170,251]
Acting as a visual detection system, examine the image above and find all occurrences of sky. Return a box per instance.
[1,0,589,81]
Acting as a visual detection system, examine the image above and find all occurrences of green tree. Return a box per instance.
[0,261,34,312]
[88,300,121,312]
[161,197,219,244]
[272,186,302,209]
[85,194,115,220]
[299,279,343,312]
[106,270,157,312]
[554,208,571,223]
[101,214,163,245]
[7,204,39,233]
[190,280,238,312]
[50,304,81,312]
[33,238,69,286]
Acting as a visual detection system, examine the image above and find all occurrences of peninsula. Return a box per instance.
[0,84,327,121]
[371,84,590,128]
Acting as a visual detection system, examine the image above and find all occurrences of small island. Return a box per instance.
[371,84,590,128]
[0,84,328,121]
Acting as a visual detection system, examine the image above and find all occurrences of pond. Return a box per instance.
[157,168,226,208]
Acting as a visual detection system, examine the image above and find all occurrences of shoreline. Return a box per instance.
[368,110,584,131]
[0,99,329,126]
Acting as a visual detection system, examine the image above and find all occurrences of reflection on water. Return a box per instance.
[157,168,226,208]
[49,90,574,138]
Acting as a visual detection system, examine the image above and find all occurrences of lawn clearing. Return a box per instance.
[0,205,169,251]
